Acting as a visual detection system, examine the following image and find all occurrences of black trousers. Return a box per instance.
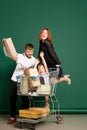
[10,80,29,118]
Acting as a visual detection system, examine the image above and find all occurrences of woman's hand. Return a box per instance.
[56,64,60,68]
[35,58,40,66]
[40,51,44,58]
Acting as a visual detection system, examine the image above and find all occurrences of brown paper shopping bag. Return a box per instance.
[2,37,17,57]
[24,67,41,90]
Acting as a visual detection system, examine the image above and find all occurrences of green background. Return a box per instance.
[0,0,87,113]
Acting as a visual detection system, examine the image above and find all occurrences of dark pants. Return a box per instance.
[10,80,29,118]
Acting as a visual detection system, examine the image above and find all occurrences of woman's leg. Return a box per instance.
[45,96,49,107]
[57,75,71,85]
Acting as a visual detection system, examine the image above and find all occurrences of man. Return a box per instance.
[4,43,36,124]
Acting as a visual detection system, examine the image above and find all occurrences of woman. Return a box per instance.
[37,28,71,85]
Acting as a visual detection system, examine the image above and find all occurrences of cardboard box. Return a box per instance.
[24,68,39,76]
[24,68,41,89]
[36,84,51,95]
[2,37,17,57]
[28,77,41,89]
[19,107,50,119]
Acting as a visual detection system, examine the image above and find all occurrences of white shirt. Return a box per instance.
[11,53,36,81]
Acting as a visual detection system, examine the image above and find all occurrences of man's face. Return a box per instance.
[25,48,34,58]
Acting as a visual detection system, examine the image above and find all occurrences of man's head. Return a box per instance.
[25,43,34,58]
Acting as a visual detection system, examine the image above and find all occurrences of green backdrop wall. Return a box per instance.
[0,0,87,113]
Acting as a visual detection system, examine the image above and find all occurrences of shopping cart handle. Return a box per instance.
[58,64,62,68]
[31,76,39,80]
[16,75,21,79]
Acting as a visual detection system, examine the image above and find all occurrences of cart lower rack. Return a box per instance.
[17,68,63,130]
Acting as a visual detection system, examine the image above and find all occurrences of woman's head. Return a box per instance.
[38,28,52,42]
[37,63,46,75]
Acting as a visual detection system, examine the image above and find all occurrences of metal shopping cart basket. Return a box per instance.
[16,68,63,130]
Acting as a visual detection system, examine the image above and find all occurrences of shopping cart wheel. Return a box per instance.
[56,115,63,124]
[31,123,36,130]
[19,122,23,129]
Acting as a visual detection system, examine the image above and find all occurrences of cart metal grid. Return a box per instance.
[17,68,63,130]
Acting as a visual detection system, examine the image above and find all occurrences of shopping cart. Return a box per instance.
[16,68,63,130]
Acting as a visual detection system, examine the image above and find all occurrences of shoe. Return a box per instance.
[7,118,16,124]
[64,74,70,77]
[64,75,71,85]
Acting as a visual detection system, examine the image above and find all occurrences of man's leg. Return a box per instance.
[7,80,17,124]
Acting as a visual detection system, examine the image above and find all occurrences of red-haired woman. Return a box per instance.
[38,28,71,85]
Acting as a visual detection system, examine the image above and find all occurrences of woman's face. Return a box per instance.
[41,29,48,40]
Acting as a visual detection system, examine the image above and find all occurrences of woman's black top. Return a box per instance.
[38,39,63,77]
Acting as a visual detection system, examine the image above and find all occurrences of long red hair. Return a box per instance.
[38,28,52,42]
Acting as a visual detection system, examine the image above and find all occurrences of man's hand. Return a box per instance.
[2,38,6,47]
